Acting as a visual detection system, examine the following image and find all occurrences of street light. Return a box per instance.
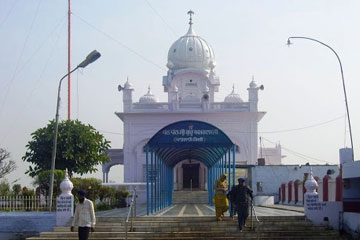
[48,50,101,211]
[287,36,354,162]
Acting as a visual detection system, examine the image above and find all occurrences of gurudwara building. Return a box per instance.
[103,12,270,206]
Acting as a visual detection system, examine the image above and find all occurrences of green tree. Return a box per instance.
[0,179,10,196]
[12,184,22,196]
[33,170,65,197]
[22,120,111,177]
[71,177,102,201]
[0,148,16,179]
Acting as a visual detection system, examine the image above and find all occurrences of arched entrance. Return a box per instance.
[145,120,236,215]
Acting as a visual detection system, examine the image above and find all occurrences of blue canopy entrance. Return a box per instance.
[145,120,236,215]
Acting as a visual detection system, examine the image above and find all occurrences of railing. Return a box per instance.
[0,196,56,211]
[125,187,137,240]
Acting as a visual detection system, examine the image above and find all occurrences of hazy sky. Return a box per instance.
[1,0,360,187]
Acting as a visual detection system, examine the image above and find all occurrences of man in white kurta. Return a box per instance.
[70,190,96,240]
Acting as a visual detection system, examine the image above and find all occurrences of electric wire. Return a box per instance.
[261,137,331,164]
[259,115,344,134]
[0,17,67,144]
[97,114,345,137]
[0,0,42,119]
[0,0,20,28]
[144,0,178,38]
[259,137,284,186]
[72,12,166,72]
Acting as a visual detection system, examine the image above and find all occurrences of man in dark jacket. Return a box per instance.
[230,178,253,231]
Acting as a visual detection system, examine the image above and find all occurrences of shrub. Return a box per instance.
[12,184,22,196]
[111,187,130,208]
[96,202,112,211]
[71,177,102,201]
[33,169,65,197]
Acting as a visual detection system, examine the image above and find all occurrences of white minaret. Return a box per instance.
[247,76,264,112]
[122,78,134,112]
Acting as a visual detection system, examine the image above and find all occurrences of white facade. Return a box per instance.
[259,143,285,165]
[251,165,339,202]
[115,16,265,189]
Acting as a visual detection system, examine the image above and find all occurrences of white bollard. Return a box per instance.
[56,169,74,226]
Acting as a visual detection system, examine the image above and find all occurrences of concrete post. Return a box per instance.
[56,169,74,226]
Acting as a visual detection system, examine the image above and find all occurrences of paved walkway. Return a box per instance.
[96,204,304,217]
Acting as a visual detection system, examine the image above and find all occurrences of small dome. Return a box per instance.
[167,13,215,71]
[139,86,158,103]
[224,85,243,103]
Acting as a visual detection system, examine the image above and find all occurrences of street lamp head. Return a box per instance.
[286,38,292,47]
[78,50,101,68]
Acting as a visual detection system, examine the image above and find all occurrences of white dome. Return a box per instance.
[224,85,243,103]
[167,23,215,71]
[139,87,158,103]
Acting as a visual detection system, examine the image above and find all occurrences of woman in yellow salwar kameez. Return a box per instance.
[213,173,229,221]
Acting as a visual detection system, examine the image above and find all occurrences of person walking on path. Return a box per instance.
[71,190,96,240]
[213,173,229,221]
[231,178,253,231]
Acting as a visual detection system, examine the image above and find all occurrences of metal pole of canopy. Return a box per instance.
[170,166,173,205]
[220,156,223,176]
[227,148,232,213]
[160,158,163,209]
[219,157,221,176]
[227,149,230,190]
[150,150,154,214]
[228,149,232,189]
[154,154,157,211]
[232,145,236,191]
[162,161,166,207]
[207,167,210,204]
[168,165,172,206]
[224,153,227,175]
[209,166,212,206]
[157,155,159,211]
[222,155,225,175]
[146,145,149,215]
[211,165,216,205]
[215,162,218,181]
[165,165,168,206]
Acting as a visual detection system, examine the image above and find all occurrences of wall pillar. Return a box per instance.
[323,175,331,201]
[288,181,293,204]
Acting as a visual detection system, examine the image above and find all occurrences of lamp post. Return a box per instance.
[48,50,101,211]
[287,36,354,161]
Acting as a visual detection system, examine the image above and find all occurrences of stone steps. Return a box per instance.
[33,230,340,238]
[172,191,208,204]
[26,237,344,240]
[27,215,346,240]
[95,215,306,222]
[53,226,326,232]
